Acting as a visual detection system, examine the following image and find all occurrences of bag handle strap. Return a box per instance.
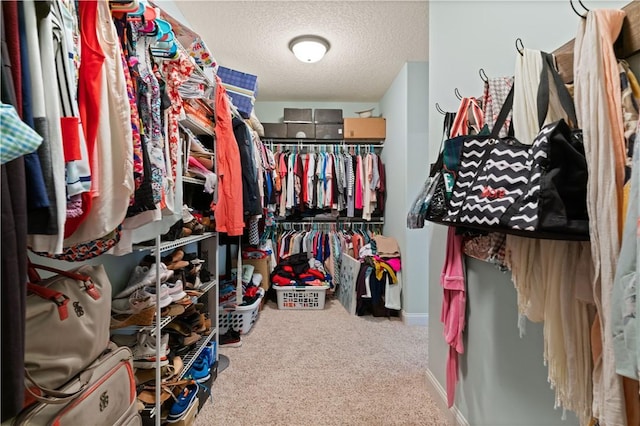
[451,97,471,137]
[537,52,578,129]
[24,367,94,404]
[27,283,70,321]
[28,262,101,301]
[451,96,485,138]
[490,86,515,139]
[431,112,455,177]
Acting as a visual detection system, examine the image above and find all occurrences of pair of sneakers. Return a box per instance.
[219,329,242,348]
[184,341,216,383]
[114,263,174,300]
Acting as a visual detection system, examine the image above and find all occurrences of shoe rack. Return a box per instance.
[133,231,218,425]
[128,13,220,423]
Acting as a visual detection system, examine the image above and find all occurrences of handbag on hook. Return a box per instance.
[442,51,589,240]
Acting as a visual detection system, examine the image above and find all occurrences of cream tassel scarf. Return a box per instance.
[507,48,594,424]
[574,9,627,426]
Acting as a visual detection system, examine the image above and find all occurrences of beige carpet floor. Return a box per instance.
[194,296,449,426]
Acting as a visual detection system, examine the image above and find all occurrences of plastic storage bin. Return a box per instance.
[219,295,262,335]
[275,285,330,310]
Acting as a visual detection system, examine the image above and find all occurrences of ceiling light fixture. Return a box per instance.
[289,35,330,63]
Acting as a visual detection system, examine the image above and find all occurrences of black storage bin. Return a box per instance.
[315,124,344,139]
[262,123,287,138]
[314,108,343,123]
[284,108,312,123]
[286,123,315,139]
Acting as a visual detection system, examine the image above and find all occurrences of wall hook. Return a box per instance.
[435,103,446,115]
[454,88,463,100]
[570,0,588,18]
[515,38,525,56]
[479,68,488,83]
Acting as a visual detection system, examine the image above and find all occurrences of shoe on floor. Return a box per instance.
[219,330,242,348]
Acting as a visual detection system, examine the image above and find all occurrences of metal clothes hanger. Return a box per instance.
[454,88,463,100]
[435,103,446,115]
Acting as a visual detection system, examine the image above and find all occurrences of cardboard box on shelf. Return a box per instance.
[284,108,312,123]
[343,117,386,140]
[172,398,199,426]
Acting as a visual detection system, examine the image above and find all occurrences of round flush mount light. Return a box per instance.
[289,35,330,63]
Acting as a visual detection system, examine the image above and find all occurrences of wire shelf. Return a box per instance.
[183,175,206,186]
[133,232,216,254]
[180,115,214,136]
[179,329,217,380]
[135,280,217,335]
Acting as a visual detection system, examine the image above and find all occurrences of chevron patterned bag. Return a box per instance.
[444,53,589,239]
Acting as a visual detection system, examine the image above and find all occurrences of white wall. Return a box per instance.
[379,62,430,321]
[427,1,630,424]
[379,65,409,314]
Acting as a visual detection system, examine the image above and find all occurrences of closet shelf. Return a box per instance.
[277,217,385,224]
[183,175,206,186]
[112,280,218,336]
[180,115,214,136]
[133,232,217,254]
[262,138,384,146]
[142,327,217,417]
[178,328,217,380]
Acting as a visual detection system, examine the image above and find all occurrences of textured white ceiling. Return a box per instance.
[174,1,429,102]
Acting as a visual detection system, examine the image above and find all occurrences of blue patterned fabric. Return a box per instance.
[0,103,42,164]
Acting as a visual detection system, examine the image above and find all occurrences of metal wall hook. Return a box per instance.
[479,68,488,83]
[515,38,525,56]
[570,0,588,18]
[454,88,463,100]
[435,103,446,115]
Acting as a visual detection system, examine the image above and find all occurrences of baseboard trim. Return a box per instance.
[425,368,470,426]
[402,311,428,326]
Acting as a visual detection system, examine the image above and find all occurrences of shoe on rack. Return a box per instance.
[184,356,210,383]
[115,264,174,299]
[166,280,187,302]
[166,383,199,423]
[219,330,242,348]
[112,287,155,315]
[132,332,170,369]
[110,305,156,329]
[144,284,173,308]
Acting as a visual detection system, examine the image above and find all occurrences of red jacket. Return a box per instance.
[212,77,244,236]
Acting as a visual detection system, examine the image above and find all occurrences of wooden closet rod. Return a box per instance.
[553,1,640,83]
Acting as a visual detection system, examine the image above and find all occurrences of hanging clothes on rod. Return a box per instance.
[265,143,386,222]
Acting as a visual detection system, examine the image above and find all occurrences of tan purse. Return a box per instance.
[15,345,141,426]
[24,263,112,405]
